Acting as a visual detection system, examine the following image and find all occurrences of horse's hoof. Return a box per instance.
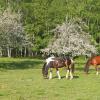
[70,77,73,80]
[66,77,68,79]
[49,77,52,80]
[58,77,61,79]
[66,76,69,79]
[96,72,99,75]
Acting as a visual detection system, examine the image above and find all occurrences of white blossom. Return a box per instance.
[42,18,96,56]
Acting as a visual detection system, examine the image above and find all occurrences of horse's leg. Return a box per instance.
[69,66,73,80]
[49,68,52,80]
[56,68,61,79]
[66,68,69,79]
[95,65,99,75]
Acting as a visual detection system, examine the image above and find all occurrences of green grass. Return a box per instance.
[0,57,100,100]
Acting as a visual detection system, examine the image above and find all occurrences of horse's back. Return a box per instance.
[91,56,100,65]
[49,57,66,68]
[52,57,64,62]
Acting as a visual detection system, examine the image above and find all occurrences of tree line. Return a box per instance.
[0,0,99,57]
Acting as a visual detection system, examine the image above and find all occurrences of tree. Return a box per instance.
[0,0,99,57]
[0,7,33,57]
[41,18,97,56]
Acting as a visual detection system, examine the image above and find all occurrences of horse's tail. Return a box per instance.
[84,59,90,74]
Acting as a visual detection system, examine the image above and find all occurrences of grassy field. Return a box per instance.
[0,57,100,100]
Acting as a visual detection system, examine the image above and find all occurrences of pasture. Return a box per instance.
[0,58,100,100]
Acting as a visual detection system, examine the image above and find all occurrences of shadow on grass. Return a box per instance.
[52,75,79,79]
[0,60,44,70]
[61,76,79,79]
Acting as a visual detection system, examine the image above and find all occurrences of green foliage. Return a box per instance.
[0,0,99,53]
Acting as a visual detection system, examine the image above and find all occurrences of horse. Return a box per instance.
[42,57,75,80]
[84,56,100,75]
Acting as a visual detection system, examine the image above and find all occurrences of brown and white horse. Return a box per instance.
[42,57,74,80]
[84,56,100,75]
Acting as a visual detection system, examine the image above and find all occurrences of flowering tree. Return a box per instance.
[0,7,33,57]
[42,18,96,56]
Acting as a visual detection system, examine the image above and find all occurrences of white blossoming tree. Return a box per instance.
[42,18,96,57]
[0,7,33,57]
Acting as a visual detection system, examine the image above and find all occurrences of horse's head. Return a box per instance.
[42,63,48,78]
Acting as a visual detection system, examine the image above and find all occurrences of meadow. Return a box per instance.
[0,57,100,100]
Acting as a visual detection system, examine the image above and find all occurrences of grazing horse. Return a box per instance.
[84,56,100,75]
[42,57,74,80]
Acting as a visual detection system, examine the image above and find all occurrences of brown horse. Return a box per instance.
[42,57,74,80]
[84,56,100,75]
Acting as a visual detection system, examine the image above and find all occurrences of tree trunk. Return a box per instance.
[0,49,3,57]
[24,47,27,57]
[20,47,23,57]
[7,47,11,57]
[28,48,31,57]
[15,48,18,57]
